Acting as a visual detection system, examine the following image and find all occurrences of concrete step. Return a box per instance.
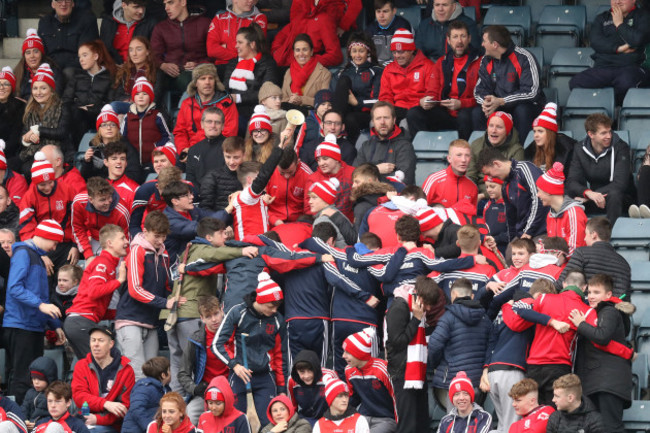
[18,18,40,37]
[0,59,19,68]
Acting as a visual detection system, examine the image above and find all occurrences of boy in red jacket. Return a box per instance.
[508,378,554,433]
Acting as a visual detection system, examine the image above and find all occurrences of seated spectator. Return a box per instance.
[40,144,86,196]
[302,109,357,171]
[482,176,507,255]
[281,34,332,116]
[197,377,250,433]
[267,147,313,226]
[415,0,479,61]
[632,145,650,216]
[245,106,279,163]
[207,0,268,65]
[20,65,73,178]
[570,0,650,104]
[547,374,604,433]
[0,141,28,205]
[303,90,333,146]
[566,113,634,224]
[150,0,212,94]
[122,357,171,433]
[121,77,172,169]
[378,29,436,121]
[287,350,337,425]
[63,40,117,146]
[331,33,383,145]
[437,371,491,433]
[100,0,157,65]
[507,378,555,433]
[186,107,226,191]
[224,25,280,126]
[22,356,58,431]
[37,0,99,71]
[110,36,164,108]
[261,396,311,433]
[0,68,26,164]
[467,111,523,197]
[536,163,587,257]
[350,164,394,231]
[72,177,130,262]
[102,142,140,207]
[146,392,196,433]
[0,185,20,237]
[355,101,416,185]
[52,264,82,319]
[14,30,64,101]
[313,377,368,433]
[34,381,90,433]
[524,103,575,177]
[200,137,246,212]
[365,0,413,66]
[472,25,545,142]
[173,63,238,156]
[408,20,479,139]
[258,82,288,135]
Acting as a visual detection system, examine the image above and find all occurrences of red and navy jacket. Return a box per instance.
[66,249,121,322]
[345,358,397,420]
[121,104,171,165]
[267,160,312,226]
[508,405,554,433]
[4,169,28,204]
[0,397,27,433]
[432,49,480,116]
[429,253,496,302]
[546,198,587,257]
[206,7,267,65]
[484,297,534,373]
[288,350,337,421]
[422,165,478,209]
[502,160,548,240]
[108,174,139,209]
[270,221,313,248]
[504,254,565,292]
[19,180,74,242]
[116,232,171,326]
[71,349,135,430]
[482,197,508,254]
[474,43,545,107]
[72,190,130,259]
[35,411,90,433]
[213,292,288,393]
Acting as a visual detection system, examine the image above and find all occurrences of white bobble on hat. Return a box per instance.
[328,177,340,189]
[258,271,271,282]
[324,133,337,144]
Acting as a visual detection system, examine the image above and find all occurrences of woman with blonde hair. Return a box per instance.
[146,392,196,433]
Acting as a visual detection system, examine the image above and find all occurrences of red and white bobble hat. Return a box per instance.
[0,140,7,170]
[248,105,272,134]
[415,207,444,232]
[31,151,55,184]
[390,28,416,51]
[35,219,64,243]
[315,134,341,162]
[386,170,405,184]
[204,386,225,402]
[33,63,56,90]
[343,327,375,361]
[256,271,283,303]
[131,76,155,101]
[483,175,504,185]
[449,371,475,403]
[154,142,177,166]
[309,177,340,205]
[532,102,558,133]
[0,67,16,93]
[536,162,565,196]
[22,28,44,55]
[96,104,120,130]
[324,376,349,406]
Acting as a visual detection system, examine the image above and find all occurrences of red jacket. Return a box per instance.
[290,0,361,32]
[379,51,436,109]
[66,249,121,322]
[72,191,130,259]
[307,163,355,221]
[173,95,238,153]
[59,165,87,196]
[431,51,480,116]
[19,181,74,242]
[267,161,312,225]
[271,15,342,67]
[270,221,313,248]
[108,175,140,209]
[147,417,195,433]
[546,202,587,257]
[206,9,267,65]
[422,165,478,208]
[4,170,27,204]
[508,405,554,433]
[71,351,135,430]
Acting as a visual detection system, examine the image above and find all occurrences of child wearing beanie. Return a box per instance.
[437,371,492,433]
[258,81,288,135]
[312,377,369,433]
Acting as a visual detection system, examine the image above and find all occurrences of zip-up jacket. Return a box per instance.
[547,197,587,257]
[62,68,113,117]
[162,206,229,264]
[431,49,480,116]
[430,253,495,301]
[4,169,28,205]
[71,348,135,429]
[378,51,436,110]
[415,5,480,60]
[19,181,74,242]
[365,16,413,65]
[0,398,27,433]
[199,164,242,212]
[437,403,492,433]
[35,411,90,433]
[508,405,554,433]
[59,164,88,196]
[590,7,650,68]
[484,295,534,372]
[267,161,312,225]
[288,350,337,420]
[546,397,604,433]
[174,94,238,152]
[185,135,226,191]
[146,417,195,433]
[99,7,157,64]
[345,358,396,420]
[178,325,229,397]
[108,175,140,209]
[331,61,383,110]
[72,191,130,259]
[422,165,478,208]
[37,8,99,70]
[121,103,172,165]
[355,126,416,186]
[197,376,249,433]
[22,356,58,423]
[150,14,213,68]
[207,7,268,64]
[503,159,548,240]
[121,376,168,433]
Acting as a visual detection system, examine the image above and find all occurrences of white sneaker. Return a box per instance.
[640,204,650,218]
[629,204,641,218]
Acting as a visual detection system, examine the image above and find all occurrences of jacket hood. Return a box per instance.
[432,1,462,22]
[112,1,127,24]
[550,196,585,217]
[351,181,395,202]
[226,4,262,18]
[131,232,167,256]
[13,240,47,256]
[266,395,295,425]
[205,376,237,418]
[87,190,122,217]
[580,132,626,183]
[446,402,485,419]
[529,253,560,268]
[29,356,58,384]
[448,298,486,325]
[56,284,79,297]
[290,350,323,385]
[393,283,414,302]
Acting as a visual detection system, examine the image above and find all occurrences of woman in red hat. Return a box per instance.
[524,102,575,177]
[13,29,63,100]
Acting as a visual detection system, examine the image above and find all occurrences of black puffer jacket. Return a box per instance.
[0,97,26,162]
[0,202,19,238]
[199,165,242,211]
[186,135,226,191]
[524,132,576,177]
[21,356,58,422]
[17,61,65,100]
[546,397,605,433]
[100,13,159,65]
[63,68,114,118]
[223,54,281,119]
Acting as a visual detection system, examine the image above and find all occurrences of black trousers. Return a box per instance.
[406,106,474,140]
[526,363,571,407]
[3,327,44,404]
[392,376,429,433]
[589,391,626,433]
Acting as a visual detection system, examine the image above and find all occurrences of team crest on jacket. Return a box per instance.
[56,200,64,211]
[537,412,550,420]
[372,379,382,390]
[266,323,275,334]
[361,71,371,83]
[293,187,304,197]
[226,426,235,433]
[413,72,420,81]
[507,72,516,83]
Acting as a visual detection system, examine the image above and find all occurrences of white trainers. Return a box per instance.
[629,204,641,218]
[640,204,650,219]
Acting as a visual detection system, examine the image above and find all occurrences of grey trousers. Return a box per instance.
[488,369,524,432]
[63,315,96,360]
[366,417,397,433]
[116,325,159,381]
[186,396,206,426]
[167,318,201,394]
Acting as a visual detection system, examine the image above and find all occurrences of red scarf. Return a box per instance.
[229,52,262,92]
[394,284,427,389]
[583,300,633,359]
[290,57,318,95]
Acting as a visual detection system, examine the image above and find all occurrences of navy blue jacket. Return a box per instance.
[331,61,383,110]
[484,304,533,372]
[122,377,168,433]
[483,198,508,255]
[590,7,650,68]
[163,206,229,264]
[0,397,27,433]
[427,298,491,388]
[178,325,209,397]
[415,8,480,60]
[22,357,58,422]
[35,412,89,433]
[503,160,548,240]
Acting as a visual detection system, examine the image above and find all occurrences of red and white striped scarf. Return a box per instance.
[229,52,262,92]
[396,284,427,389]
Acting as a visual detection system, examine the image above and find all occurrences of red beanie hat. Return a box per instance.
[483,175,503,185]
[154,142,177,166]
[31,151,55,184]
[23,28,44,55]
[256,272,283,304]
[205,387,225,402]
[131,76,155,102]
[416,208,444,232]
[449,371,475,403]
[96,104,120,130]
[309,177,339,205]
[488,111,513,136]
[390,28,416,51]
[532,103,558,133]
[536,162,565,196]
[0,140,7,171]
[324,377,349,406]
[35,219,64,243]
[249,105,272,134]
[0,67,16,93]
[32,63,56,91]
[343,327,375,361]
[315,134,341,162]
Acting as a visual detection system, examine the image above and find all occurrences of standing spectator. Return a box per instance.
[103,141,141,208]
[111,37,165,107]
[356,102,416,186]
[569,0,650,104]
[473,25,545,142]
[100,0,158,65]
[37,0,99,71]
[565,113,634,224]
[482,176,507,255]
[14,30,64,101]
[365,0,412,66]
[524,103,575,177]
[266,147,312,227]
[378,29,436,121]
[151,0,212,93]
[547,374,604,433]
[0,68,26,164]
[437,372,492,433]
[507,379,555,433]
[186,107,226,191]
[199,137,245,212]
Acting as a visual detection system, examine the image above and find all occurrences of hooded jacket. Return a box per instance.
[355,126,417,186]
[427,297,491,388]
[415,4,480,60]
[122,377,168,433]
[174,92,238,152]
[100,3,157,64]
[150,14,213,68]
[437,403,492,433]
[288,350,337,421]
[207,6,268,64]
[0,201,20,238]
[22,356,58,423]
[34,411,89,433]
[545,397,605,433]
[379,51,436,110]
[467,129,524,194]
[19,180,74,242]
[547,197,587,257]
[261,396,312,433]
[197,376,249,433]
[350,181,395,231]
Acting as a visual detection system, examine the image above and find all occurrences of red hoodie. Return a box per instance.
[422,165,478,209]
[198,376,250,433]
[267,161,312,226]
[147,416,195,433]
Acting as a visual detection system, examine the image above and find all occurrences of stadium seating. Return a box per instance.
[618,89,650,151]
[396,5,423,30]
[523,130,573,149]
[523,0,563,26]
[611,219,650,262]
[623,400,650,432]
[632,131,650,174]
[75,131,96,170]
[548,47,595,107]
[578,0,609,23]
[632,353,648,401]
[462,6,476,22]
[469,131,484,144]
[44,348,65,381]
[562,88,615,138]
[535,5,587,66]
[482,6,532,46]
[524,46,545,83]
[413,131,457,186]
